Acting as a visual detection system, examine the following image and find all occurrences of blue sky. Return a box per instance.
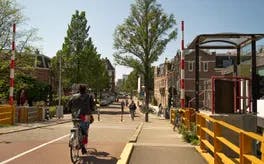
[16,0,264,80]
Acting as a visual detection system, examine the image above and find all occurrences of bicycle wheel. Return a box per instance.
[70,134,80,163]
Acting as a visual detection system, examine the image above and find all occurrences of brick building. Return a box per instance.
[154,49,223,108]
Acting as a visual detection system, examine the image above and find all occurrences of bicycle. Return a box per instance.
[69,118,83,163]
[173,110,183,131]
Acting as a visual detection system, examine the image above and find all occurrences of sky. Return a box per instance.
[16,0,264,80]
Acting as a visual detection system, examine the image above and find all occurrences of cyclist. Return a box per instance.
[68,84,95,155]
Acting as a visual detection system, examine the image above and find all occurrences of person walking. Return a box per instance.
[129,100,137,120]
[121,100,125,121]
[158,103,162,116]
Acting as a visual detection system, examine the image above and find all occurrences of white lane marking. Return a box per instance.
[0,134,69,164]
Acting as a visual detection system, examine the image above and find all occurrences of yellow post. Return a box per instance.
[214,121,222,164]
[196,114,200,137]
[170,109,175,124]
[200,115,206,151]
[262,132,264,161]
[240,132,252,164]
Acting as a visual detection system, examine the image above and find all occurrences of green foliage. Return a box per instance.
[179,123,200,145]
[113,0,177,114]
[51,10,109,91]
[16,75,50,104]
[53,95,70,106]
[49,106,56,118]
[121,69,138,93]
[0,0,41,52]
[0,50,38,101]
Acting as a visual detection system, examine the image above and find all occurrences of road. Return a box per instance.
[0,102,142,164]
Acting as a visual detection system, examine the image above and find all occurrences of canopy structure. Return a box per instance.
[187,33,264,113]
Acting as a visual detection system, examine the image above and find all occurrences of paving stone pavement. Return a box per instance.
[128,112,206,164]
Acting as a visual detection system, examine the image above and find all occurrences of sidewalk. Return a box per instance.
[128,113,206,164]
[0,114,72,135]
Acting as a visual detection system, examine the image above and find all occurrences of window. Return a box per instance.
[204,62,208,72]
[188,61,193,72]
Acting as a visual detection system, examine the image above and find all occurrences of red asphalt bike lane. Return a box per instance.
[0,105,142,164]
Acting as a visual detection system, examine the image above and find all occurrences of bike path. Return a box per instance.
[128,114,206,164]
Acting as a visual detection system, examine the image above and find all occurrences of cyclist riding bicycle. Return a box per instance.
[68,84,95,155]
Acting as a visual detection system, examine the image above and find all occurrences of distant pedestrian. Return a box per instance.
[129,100,137,120]
[19,89,27,106]
[158,103,162,116]
[121,100,125,121]
[121,100,125,112]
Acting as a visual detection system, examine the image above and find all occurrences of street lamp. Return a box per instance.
[56,53,63,119]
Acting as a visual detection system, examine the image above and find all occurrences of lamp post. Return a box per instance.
[56,53,63,119]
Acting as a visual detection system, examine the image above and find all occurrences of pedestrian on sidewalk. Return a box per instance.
[121,100,125,121]
[158,103,163,116]
[129,100,137,120]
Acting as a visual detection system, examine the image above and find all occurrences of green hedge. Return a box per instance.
[49,106,56,118]
[179,123,200,145]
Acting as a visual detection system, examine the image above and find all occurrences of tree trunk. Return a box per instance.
[144,65,151,122]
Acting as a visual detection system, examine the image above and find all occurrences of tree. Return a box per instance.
[122,70,139,94]
[0,0,41,52]
[52,10,109,92]
[0,0,45,103]
[113,0,177,121]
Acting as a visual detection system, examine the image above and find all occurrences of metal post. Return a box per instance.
[180,21,185,108]
[251,36,257,114]
[59,54,62,107]
[195,38,200,111]
[9,24,16,105]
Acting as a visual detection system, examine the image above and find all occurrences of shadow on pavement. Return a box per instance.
[78,149,118,164]
[99,111,130,115]
[101,105,121,109]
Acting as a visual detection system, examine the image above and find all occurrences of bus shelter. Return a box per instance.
[187,33,264,113]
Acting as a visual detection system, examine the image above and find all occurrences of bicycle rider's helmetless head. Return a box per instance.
[79,84,86,94]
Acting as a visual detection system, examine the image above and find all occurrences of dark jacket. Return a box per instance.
[129,103,136,111]
[69,93,94,115]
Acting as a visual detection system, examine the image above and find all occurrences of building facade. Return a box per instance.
[154,50,223,108]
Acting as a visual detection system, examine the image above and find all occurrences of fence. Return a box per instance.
[16,106,43,123]
[196,113,264,164]
[0,105,15,125]
[170,108,196,130]
[171,108,264,163]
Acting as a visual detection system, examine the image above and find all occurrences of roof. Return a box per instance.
[188,33,264,49]
[103,58,115,71]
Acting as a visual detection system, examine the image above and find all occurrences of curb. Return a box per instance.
[129,122,143,143]
[117,143,134,164]
[117,122,143,164]
[0,120,71,135]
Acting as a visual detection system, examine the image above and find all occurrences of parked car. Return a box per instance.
[100,98,111,106]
